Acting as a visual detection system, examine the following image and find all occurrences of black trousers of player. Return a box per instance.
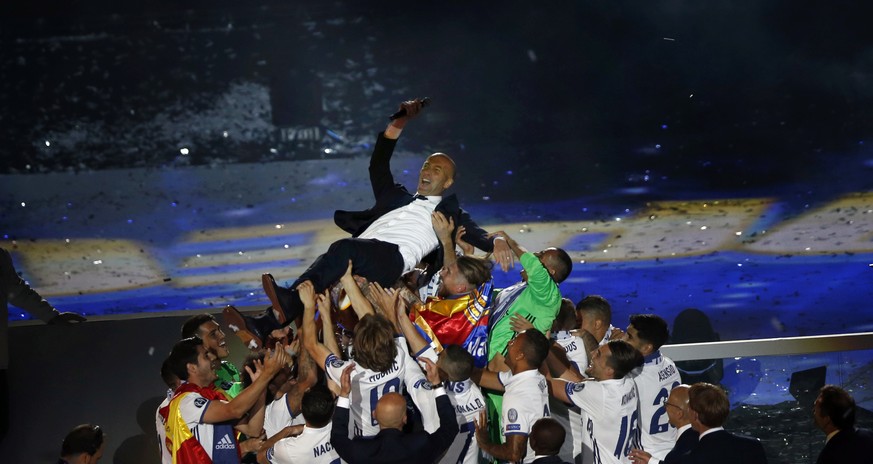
[279,237,406,322]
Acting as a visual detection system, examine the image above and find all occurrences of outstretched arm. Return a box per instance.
[432,211,457,270]
[316,290,342,357]
[203,345,288,424]
[470,367,505,392]
[379,284,429,356]
[257,425,304,464]
[369,99,427,198]
[488,230,527,259]
[339,261,376,320]
[546,343,584,381]
[453,213,515,271]
[300,281,334,369]
[1,248,85,324]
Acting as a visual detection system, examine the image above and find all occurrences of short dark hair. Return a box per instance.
[441,345,475,381]
[606,340,644,379]
[576,295,611,324]
[168,337,203,381]
[60,424,104,457]
[530,417,565,456]
[353,314,398,373]
[181,313,215,339]
[301,384,336,428]
[520,329,550,367]
[629,314,670,351]
[161,356,180,389]
[818,385,856,430]
[240,352,266,388]
[552,298,577,332]
[456,255,493,288]
[546,248,573,283]
[688,382,730,427]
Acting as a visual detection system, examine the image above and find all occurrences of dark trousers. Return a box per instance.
[281,238,405,320]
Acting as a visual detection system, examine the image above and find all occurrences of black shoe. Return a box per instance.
[223,305,279,350]
[262,274,295,325]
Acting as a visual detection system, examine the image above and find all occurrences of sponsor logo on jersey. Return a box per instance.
[215,434,236,450]
[507,424,521,431]
[194,397,208,408]
[220,381,233,391]
[572,382,586,392]
[508,408,518,422]
[414,379,433,390]
[328,356,345,369]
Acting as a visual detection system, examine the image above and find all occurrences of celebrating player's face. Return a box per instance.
[199,320,230,359]
[438,262,470,297]
[586,344,612,380]
[195,345,219,383]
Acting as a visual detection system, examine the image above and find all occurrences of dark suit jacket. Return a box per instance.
[816,427,873,464]
[1,248,60,369]
[334,132,493,279]
[662,427,699,464]
[331,392,459,464]
[680,429,767,464]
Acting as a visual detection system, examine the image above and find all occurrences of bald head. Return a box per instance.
[666,385,692,428]
[373,392,407,430]
[417,153,456,196]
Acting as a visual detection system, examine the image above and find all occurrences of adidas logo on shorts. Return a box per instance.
[215,434,236,450]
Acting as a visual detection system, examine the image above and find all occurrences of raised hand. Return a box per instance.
[474,409,489,445]
[339,363,356,398]
[455,225,475,256]
[298,280,316,309]
[509,313,535,333]
[421,357,441,385]
[489,231,516,271]
[431,211,455,241]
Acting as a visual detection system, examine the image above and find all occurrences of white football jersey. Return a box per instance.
[565,378,639,464]
[324,335,432,437]
[265,423,340,464]
[176,391,240,461]
[439,378,486,464]
[264,393,305,439]
[499,369,551,463]
[632,351,681,459]
[554,331,589,376]
[552,332,589,462]
[155,389,172,464]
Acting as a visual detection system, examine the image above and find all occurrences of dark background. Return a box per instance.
[2,0,872,202]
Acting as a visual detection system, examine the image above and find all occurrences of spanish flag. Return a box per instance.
[411,279,493,366]
[161,383,239,464]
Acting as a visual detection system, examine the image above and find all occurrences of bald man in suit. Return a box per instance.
[330,359,458,464]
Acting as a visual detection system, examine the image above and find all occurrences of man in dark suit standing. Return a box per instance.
[680,382,767,464]
[229,98,513,346]
[1,247,86,443]
[630,384,699,464]
[813,384,873,463]
[330,358,458,464]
